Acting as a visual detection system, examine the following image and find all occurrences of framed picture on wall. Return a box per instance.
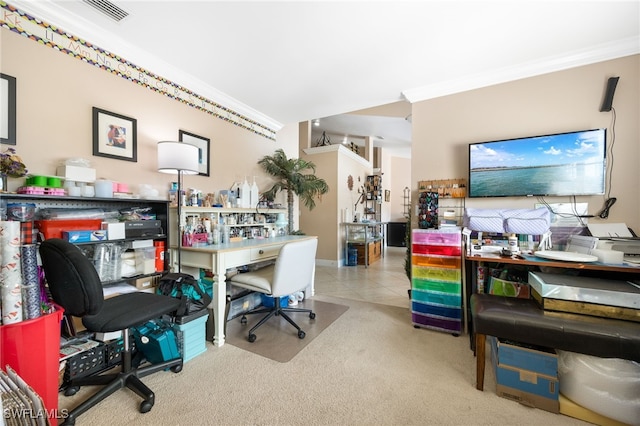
[92,107,137,162]
[179,130,210,176]
[1,73,17,145]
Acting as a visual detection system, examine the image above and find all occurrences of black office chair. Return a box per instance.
[39,239,183,426]
[228,238,318,342]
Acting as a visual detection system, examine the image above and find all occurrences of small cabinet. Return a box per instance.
[342,222,386,267]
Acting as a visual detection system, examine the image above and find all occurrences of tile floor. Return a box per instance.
[313,246,411,309]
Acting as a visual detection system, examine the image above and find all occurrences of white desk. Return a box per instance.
[172,235,318,346]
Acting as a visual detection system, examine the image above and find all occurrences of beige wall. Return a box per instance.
[1,27,298,214]
[300,145,372,264]
[389,156,411,221]
[411,55,640,232]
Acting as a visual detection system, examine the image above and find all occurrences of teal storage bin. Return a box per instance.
[173,309,209,362]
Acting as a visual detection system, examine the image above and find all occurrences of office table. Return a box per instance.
[463,251,640,338]
[173,235,318,347]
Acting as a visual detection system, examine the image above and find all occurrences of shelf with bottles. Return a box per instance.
[169,205,288,247]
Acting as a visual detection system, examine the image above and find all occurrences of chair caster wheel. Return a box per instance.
[171,363,183,373]
[298,330,306,339]
[64,386,80,396]
[241,316,247,325]
[309,312,316,320]
[139,400,154,413]
[248,333,257,342]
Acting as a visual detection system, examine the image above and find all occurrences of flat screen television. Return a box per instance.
[468,128,606,198]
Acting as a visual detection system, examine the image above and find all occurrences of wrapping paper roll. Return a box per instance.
[20,221,36,244]
[21,244,41,319]
[1,221,23,324]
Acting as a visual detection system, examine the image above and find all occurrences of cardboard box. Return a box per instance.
[127,274,161,290]
[493,337,558,377]
[101,222,126,240]
[131,239,154,249]
[559,394,628,426]
[63,230,108,243]
[56,165,97,183]
[491,336,559,414]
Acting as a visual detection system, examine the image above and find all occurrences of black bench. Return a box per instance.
[470,293,640,391]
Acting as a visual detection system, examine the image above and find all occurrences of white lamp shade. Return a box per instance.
[157,141,200,175]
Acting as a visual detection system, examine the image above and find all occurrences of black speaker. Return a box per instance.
[600,76,619,112]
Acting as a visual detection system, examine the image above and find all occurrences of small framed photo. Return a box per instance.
[1,73,17,145]
[385,190,391,202]
[92,107,137,162]
[179,130,210,176]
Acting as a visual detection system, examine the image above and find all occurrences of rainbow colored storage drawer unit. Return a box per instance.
[411,229,462,334]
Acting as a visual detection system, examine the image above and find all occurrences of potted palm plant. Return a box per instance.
[258,149,329,234]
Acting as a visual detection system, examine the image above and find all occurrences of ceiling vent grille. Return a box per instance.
[83,0,129,22]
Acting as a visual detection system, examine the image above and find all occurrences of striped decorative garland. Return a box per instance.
[0,1,277,141]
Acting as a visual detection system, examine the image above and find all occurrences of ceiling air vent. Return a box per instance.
[83,0,129,22]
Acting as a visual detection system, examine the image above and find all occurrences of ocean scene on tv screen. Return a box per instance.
[469,129,605,197]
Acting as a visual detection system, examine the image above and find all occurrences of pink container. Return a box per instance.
[412,230,461,246]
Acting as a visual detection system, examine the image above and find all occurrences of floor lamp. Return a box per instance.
[157,141,199,273]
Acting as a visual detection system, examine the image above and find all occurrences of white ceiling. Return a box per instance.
[9,1,640,157]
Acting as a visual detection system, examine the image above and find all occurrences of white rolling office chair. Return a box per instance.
[228,238,318,342]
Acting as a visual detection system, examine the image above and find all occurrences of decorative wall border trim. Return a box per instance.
[0,1,277,141]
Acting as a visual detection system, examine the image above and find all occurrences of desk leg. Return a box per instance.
[365,240,369,268]
[475,333,486,391]
[213,260,227,347]
[305,263,316,297]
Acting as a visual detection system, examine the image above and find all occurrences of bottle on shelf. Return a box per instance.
[250,176,259,208]
[230,182,239,207]
[241,177,251,208]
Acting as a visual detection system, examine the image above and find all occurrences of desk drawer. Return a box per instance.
[181,250,216,270]
[250,245,282,261]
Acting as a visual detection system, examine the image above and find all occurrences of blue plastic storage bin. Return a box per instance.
[261,294,289,308]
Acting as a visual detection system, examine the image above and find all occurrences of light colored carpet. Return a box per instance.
[225,299,350,363]
[57,295,589,426]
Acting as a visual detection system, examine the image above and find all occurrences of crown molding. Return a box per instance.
[7,0,283,132]
[402,37,640,103]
